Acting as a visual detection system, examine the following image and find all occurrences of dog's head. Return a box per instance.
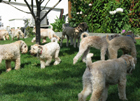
[121,54,135,74]
[77,22,88,32]
[30,44,43,56]
[20,40,28,54]
[125,31,136,44]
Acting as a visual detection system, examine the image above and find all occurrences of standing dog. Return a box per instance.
[30,38,61,69]
[0,29,10,40]
[73,34,120,64]
[78,53,135,101]
[60,22,88,48]
[10,28,24,40]
[0,40,28,72]
[32,25,60,43]
[106,35,137,63]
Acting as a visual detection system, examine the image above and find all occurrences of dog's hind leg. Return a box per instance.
[70,37,73,45]
[73,36,77,48]
[100,85,109,101]
[108,47,118,59]
[118,78,127,100]
[81,47,90,63]
[6,60,12,72]
[54,49,61,65]
[60,34,65,47]
[78,68,92,101]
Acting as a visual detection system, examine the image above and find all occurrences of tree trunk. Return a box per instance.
[35,19,41,44]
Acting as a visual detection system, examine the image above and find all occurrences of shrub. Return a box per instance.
[69,0,140,35]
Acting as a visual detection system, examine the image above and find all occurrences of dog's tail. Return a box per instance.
[106,34,110,44]
[81,32,89,40]
[86,53,94,68]
[51,37,58,42]
[49,25,53,30]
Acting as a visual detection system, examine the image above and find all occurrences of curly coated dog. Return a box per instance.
[10,28,24,40]
[78,53,135,101]
[0,29,10,40]
[0,40,28,72]
[73,34,120,64]
[106,35,137,63]
[30,37,61,69]
[32,25,60,43]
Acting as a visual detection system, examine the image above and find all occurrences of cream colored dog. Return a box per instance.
[73,34,120,64]
[0,29,10,40]
[0,40,28,72]
[10,28,24,40]
[78,53,135,101]
[30,38,61,69]
[32,25,60,43]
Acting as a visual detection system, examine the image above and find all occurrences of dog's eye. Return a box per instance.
[24,46,26,48]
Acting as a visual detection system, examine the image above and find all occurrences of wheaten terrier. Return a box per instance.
[106,35,137,63]
[30,38,61,69]
[0,29,10,40]
[73,34,119,64]
[32,25,60,43]
[10,28,24,40]
[0,40,28,72]
[78,53,135,101]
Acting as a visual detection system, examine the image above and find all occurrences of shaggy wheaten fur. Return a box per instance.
[124,31,136,43]
[0,40,28,72]
[10,28,24,40]
[78,53,135,101]
[0,29,9,40]
[73,34,119,64]
[106,35,137,63]
[32,25,60,43]
[30,38,61,69]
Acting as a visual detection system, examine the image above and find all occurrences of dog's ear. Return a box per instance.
[129,57,135,67]
[38,46,43,49]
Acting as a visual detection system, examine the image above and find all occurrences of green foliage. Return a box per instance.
[26,26,34,37]
[51,16,65,32]
[69,0,140,34]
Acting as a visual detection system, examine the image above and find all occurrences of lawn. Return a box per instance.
[0,36,140,101]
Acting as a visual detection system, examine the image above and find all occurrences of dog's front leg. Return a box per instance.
[45,56,52,66]
[6,60,12,72]
[40,59,46,69]
[15,57,20,70]
[118,78,128,100]
[3,36,6,40]
[66,35,69,47]
[77,37,80,47]
[70,37,73,45]
[73,36,76,48]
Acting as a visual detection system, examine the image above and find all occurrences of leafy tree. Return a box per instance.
[1,0,61,44]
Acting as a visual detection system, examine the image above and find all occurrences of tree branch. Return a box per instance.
[24,0,36,20]
[2,1,31,14]
[41,0,45,4]
[41,0,50,11]
[41,0,62,21]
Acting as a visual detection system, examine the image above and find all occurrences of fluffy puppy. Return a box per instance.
[106,35,137,63]
[30,38,61,69]
[32,25,60,43]
[73,34,119,64]
[0,29,10,40]
[10,28,24,40]
[78,53,135,101]
[0,40,28,72]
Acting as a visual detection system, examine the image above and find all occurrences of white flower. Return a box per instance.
[115,8,123,13]
[89,3,92,6]
[77,12,79,14]
[109,11,116,15]
[80,11,82,14]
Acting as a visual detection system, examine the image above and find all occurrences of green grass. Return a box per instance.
[0,37,140,101]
